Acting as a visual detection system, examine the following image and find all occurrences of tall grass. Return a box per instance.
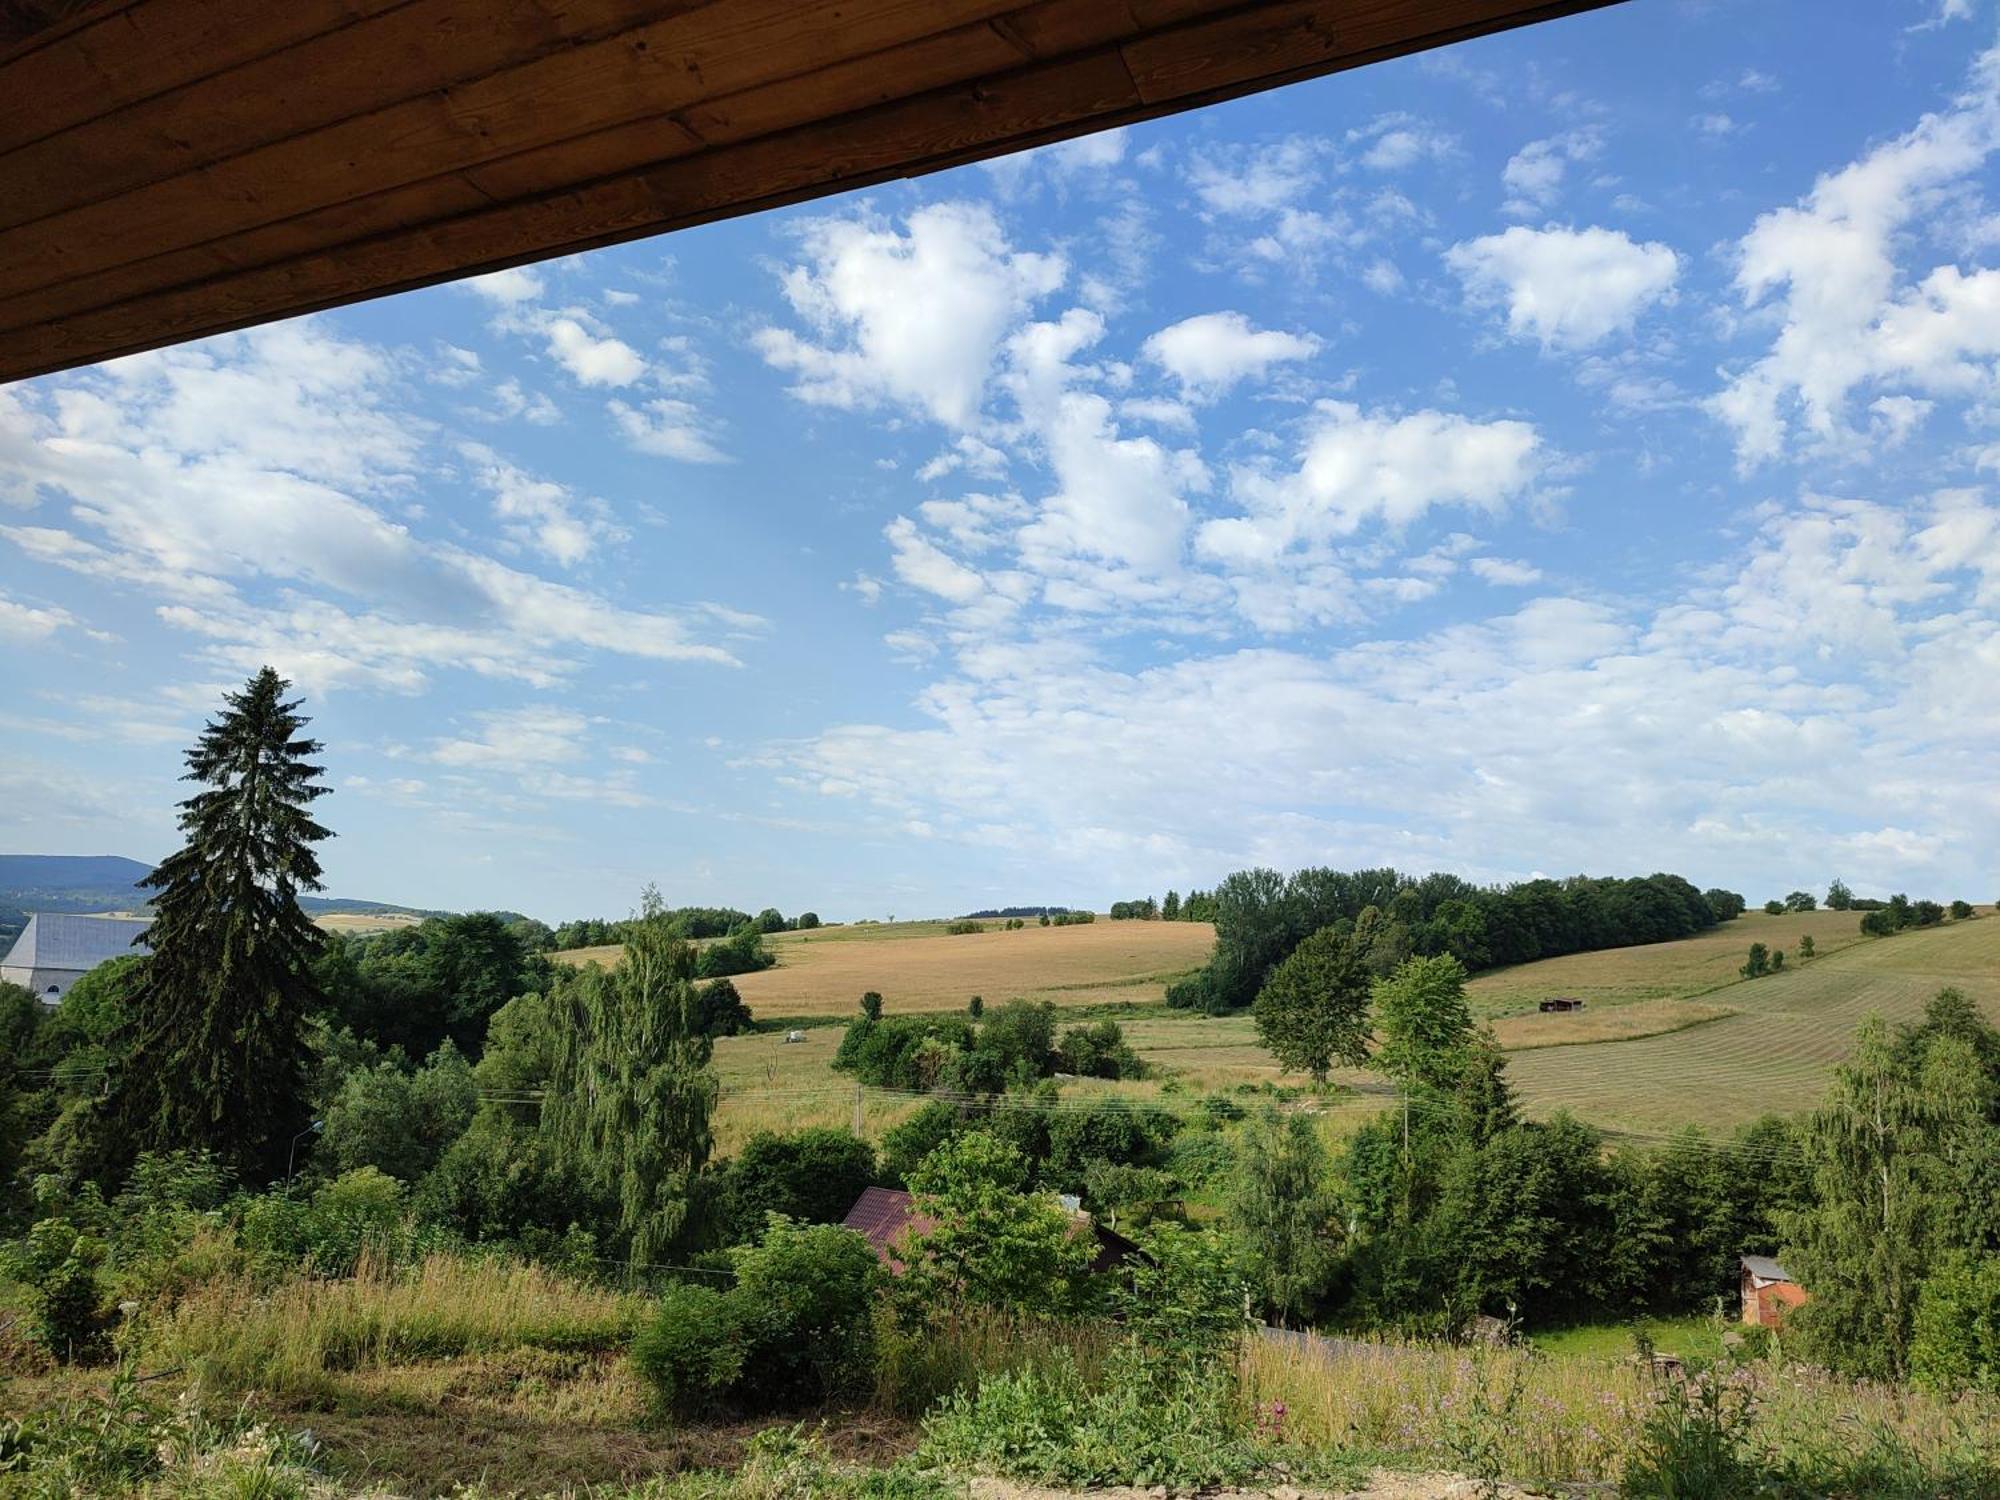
[1245,1336,2000,1492]
[149,1251,643,1395]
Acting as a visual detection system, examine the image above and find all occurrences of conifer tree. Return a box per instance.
[109,668,331,1180]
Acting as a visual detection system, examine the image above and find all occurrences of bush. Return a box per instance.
[1911,1250,2000,1394]
[1,1217,107,1363]
[880,1101,967,1187]
[631,1220,878,1416]
[632,1282,748,1418]
[694,977,755,1037]
[1056,1020,1143,1079]
[1949,899,1975,921]
[698,927,776,980]
[1621,1364,1761,1499]
[944,921,984,936]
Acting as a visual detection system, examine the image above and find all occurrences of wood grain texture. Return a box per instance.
[0,0,1622,382]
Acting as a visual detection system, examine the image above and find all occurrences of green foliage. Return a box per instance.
[631,1281,748,1417]
[1251,925,1372,1084]
[859,991,883,1021]
[795,912,821,931]
[697,926,776,980]
[1229,1110,1340,1325]
[107,667,331,1184]
[904,1132,1091,1312]
[631,1219,878,1416]
[316,911,546,1061]
[1054,1019,1142,1079]
[754,907,788,935]
[1783,994,2000,1381]
[1911,1250,2000,1395]
[1042,1108,1172,1196]
[316,1041,476,1183]
[717,1128,877,1241]
[1705,888,1748,920]
[0,1216,106,1362]
[1372,952,1475,1091]
[1798,934,1816,960]
[1950,899,1975,920]
[919,1227,1259,1491]
[1784,890,1817,913]
[1621,1363,1762,1499]
[879,1101,967,1187]
[541,899,717,1269]
[1763,900,1786,916]
[833,1014,974,1091]
[694,977,755,1037]
[944,920,984,935]
[1741,942,1771,978]
[1826,878,1854,911]
[1180,865,1722,1014]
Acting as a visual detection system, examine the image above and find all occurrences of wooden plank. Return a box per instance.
[0,0,710,231]
[0,0,1621,381]
[0,0,1039,300]
[0,0,410,155]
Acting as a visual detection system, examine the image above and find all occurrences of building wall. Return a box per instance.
[1740,1273,1809,1327]
[1,965,85,1003]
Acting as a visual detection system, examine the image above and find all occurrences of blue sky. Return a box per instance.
[4,0,1999,922]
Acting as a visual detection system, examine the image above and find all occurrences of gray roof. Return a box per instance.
[2,913,150,972]
[1741,1253,1793,1283]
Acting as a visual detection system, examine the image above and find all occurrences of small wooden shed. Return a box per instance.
[1739,1254,1808,1327]
[1538,996,1586,1013]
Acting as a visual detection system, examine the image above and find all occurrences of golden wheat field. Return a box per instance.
[562,917,1217,1018]
[315,910,425,935]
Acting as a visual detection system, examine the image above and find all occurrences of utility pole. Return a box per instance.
[853,1083,865,1137]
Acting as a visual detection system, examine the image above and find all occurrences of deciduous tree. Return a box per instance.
[1251,926,1372,1085]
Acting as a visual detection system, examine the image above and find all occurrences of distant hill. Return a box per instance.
[0,854,439,951]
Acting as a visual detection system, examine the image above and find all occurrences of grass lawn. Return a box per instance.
[1528,1314,1733,1362]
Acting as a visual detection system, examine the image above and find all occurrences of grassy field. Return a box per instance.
[562,917,1216,1019]
[1505,909,2000,1133]
[703,909,1999,1145]
[316,910,425,935]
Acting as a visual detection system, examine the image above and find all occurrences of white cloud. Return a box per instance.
[0,593,83,641]
[1501,130,1602,216]
[1187,138,1324,216]
[543,315,647,387]
[426,706,592,770]
[1447,225,1681,349]
[1203,402,1544,563]
[782,490,2000,899]
[1141,312,1320,399]
[610,398,729,463]
[465,267,544,303]
[0,319,743,694]
[1469,556,1545,586]
[1346,113,1457,171]
[754,201,1064,429]
[1710,46,2000,466]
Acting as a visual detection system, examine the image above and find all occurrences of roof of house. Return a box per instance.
[1,913,150,973]
[841,1187,936,1273]
[1741,1253,1794,1283]
[839,1186,1146,1278]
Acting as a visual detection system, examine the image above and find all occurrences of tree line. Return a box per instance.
[1165,866,1735,1015]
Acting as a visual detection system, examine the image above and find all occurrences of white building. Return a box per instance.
[1,913,150,1004]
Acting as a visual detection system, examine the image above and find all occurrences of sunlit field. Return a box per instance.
[707,910,2000,1144]
[562,917,1217,1019]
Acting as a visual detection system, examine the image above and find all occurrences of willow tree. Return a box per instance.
[110,667,332,1181]
[542,895,718,1268]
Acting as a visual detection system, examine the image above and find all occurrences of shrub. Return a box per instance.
[1911,1250,2000,1394]
[632,1282,748,1417]
[695,977,755,1037]
[945,921,984,936]
[698,926,776,979]
[632,1221,878,1416]
[1949,899,1975,921]
[0,1217,107,1363]
[1055,1020,1143,1079]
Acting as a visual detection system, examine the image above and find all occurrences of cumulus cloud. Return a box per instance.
[1501,130,1602,216]
[782,491,2000,899]
[0,320,745,694]
[1710,45,2000,466]
[543,315,646,387]
[1141,312,1320,399]
[1447,225,1680,349]
[754,201,1065,429]
[1202,402,1544,563]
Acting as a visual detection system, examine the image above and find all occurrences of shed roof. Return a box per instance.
[841,1187,935,1273]
[2,912,149,972]
[1741,1253,1794,1284]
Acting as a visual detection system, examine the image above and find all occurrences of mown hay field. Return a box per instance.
[1463,907,1871,1015]
[1504,910,2000,1133]
[562,917,1217,1019]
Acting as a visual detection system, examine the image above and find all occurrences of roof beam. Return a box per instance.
[0,0,1620,383]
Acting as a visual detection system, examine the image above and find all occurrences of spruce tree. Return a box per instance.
[109,668,331,1181]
